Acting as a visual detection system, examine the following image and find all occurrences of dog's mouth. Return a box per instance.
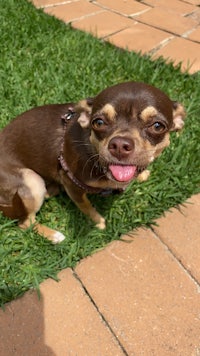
[95,158,147,183]
[108,164,137,182]
[106,164,147,183]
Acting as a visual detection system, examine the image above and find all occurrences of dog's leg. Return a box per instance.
[78,193,106,229]
[45,182,61,198]
[18,169,65,243]
[62,179,106,229]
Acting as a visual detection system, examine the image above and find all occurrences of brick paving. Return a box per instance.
[33,0,200,73]
[1,1,200,355]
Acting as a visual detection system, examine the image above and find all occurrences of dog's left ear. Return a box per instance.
[77,97,93,128]
[171,101,186,131]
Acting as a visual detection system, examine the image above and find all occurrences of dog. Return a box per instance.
[0,82,185,243]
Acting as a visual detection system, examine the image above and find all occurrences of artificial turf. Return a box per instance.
[0,0,200,305]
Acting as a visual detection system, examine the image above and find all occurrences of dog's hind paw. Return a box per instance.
[52,231,66,244]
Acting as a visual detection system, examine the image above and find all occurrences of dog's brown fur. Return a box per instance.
[0,82,185,243]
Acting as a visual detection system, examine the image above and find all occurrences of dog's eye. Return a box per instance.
[149,122,166,134]
[92,118,106,130]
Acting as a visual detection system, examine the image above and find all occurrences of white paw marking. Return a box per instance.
[137,169,150,182]
[52,231,66,244]
[96,218,106,230]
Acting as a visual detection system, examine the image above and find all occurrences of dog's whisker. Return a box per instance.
[91,173,107,183]
[82,154,99,176]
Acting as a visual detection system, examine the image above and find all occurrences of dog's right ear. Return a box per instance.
[77,97,93,128]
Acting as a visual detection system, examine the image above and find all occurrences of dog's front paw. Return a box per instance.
[52,231,66,244]
[96,217,106,230]
[137,169,150,182]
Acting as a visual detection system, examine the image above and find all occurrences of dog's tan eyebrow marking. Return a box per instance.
[100,103,116,121]
[140,106,158,122]
[77,99,92,113]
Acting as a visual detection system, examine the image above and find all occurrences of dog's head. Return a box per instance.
[76,82,185,183]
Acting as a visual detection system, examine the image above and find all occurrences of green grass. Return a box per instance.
[0,0,200,305]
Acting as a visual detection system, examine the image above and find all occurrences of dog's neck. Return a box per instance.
[58,111,103,193]
[58,151,102,193]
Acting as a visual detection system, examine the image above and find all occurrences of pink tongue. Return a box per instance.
[109,165,137,182]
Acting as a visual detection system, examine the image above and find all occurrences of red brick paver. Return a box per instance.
[44,0,102,24]
[154,194,200,284]
[143,0,196,15]
[93,0,150,16]
[33,0,200,73]
[72,10,134,38]
[134,7,198,36]
[0,269,124,355]
[188,26,200,42]
[108,23,173,54]
[2,1,200,355]
[153,37,200,72]
[76,227,200,355]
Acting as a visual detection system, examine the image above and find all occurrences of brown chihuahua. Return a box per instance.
[0,82,185,243]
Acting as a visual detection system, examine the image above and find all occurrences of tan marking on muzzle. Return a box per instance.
[143,133,170,162]
[154,133,170,158]
[90,131,101,150]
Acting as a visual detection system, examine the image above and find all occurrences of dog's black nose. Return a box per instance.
[108,136,134,160]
